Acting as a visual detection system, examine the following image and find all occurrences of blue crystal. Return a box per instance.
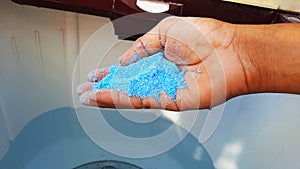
[94,52,187,102]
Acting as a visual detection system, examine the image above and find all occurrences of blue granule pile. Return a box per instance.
[94,52,187,102]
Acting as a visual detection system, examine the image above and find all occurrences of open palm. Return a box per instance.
[77,17,251,111]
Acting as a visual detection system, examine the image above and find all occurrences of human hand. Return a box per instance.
[77,17,300,111]
[77,17,254,111]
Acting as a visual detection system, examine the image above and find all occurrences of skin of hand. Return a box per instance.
[77,17,300,111]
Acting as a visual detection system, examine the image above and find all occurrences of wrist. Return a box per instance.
[234,23,300,94]
[233,24,272,93]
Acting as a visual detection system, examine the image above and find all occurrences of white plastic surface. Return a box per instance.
[0,0,119,158]
[0,95,10,160]
[0,0,69,140]
[203,94,300,169]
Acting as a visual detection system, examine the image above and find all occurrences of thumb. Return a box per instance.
[120,16,206,66]
[119,33,164,66]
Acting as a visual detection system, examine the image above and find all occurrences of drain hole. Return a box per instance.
[73,160,143,169]
[102,166,117,169]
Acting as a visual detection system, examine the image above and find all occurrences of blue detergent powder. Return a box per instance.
[94,52,187,102]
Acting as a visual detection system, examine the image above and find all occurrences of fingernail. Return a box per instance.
[79,95,89,104]
[89,91,96,100]
[91,82,98,89]
[88,71,97,81]
[76,85,83,94]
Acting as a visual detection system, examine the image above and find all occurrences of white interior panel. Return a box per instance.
[0,0,128,157]
[0,0,69,140]
[0,95,10,159]
[203,94,300,169]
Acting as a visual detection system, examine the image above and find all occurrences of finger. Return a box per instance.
[82,89,143,109]
[76,82,96,95]
[119,33,164,66]
[79,91,99,107]
[120,17,211,67]
[87,68,110,82]
[159,17,211,65]
[176,70,211,110]
[141,97,161,109]
[80,88,179,110]
[159,92,179,111]
[163,38,201,65]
